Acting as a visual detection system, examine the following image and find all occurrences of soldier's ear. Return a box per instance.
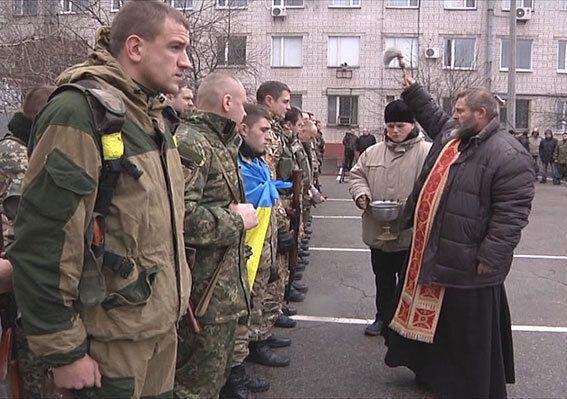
[222,94,232,113]
[124,35,143,63]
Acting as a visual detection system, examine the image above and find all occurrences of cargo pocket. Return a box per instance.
[73,376,135,399]
[102,265,161,310]
[22,148,96,222]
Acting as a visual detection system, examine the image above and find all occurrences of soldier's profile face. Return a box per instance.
[244,117,271,155]
[138,17,191,94]
[171,87,194,113]
[271,90,291,119]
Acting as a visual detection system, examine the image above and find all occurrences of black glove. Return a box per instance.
[268,263,279,284]
[244,245,253,261]
[277,228,294,254]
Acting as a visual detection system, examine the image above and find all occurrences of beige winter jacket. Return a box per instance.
[349,132,431,252]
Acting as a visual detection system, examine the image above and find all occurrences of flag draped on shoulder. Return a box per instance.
[238,154,291,287]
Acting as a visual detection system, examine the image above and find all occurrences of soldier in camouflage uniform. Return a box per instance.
[0,85,56,398]
[7,3,192,397]
[174,73,256,399]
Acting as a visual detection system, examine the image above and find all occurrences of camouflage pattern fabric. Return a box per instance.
[15,325,45,398]
[175,319,238,399]
[0,135,27,247]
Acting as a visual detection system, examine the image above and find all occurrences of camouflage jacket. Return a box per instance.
[0,134,28,247]
[7,27,191,367]
[177,112,250,324]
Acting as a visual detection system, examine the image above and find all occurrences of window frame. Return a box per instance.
[500,38,533,72]
[59,0,80,14]
[444,37,477,70]
[443,0,476,10]
[328,0,361,8]
[290,93,303,109]
[216,36,247,67]
[13,0,38,16]
[110,0,123,12]
[501,0,533,11]
[384,37,419,69]
[499,98,530,130]
[561,0,567,10]
[385,0,419,9]
[164,0,193,10]
[327,95,359,126]
[273,0,305,8]
[327,36,361,67]
[216,0,248,9]
[558,41,567,73]
[271,36,303,68]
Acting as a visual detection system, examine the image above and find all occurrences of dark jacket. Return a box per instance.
[517,135,529,152]
[342,132,357,153]
[401,84,535,288]
[356,134,377,154]
[539,137,558,163]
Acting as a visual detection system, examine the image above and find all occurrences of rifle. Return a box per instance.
[285,170,303,302]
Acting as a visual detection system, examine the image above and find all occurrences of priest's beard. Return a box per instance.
[453,121,480,140]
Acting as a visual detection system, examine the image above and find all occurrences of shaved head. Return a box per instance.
[196,73,247,124]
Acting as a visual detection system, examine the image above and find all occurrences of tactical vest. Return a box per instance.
[48,80,145,306]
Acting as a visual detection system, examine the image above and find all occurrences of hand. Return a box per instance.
[477,262,494,275]
[0,258,13,294]
[229,203,258,230]
[355,195,370,210]
[277,228,294,254]
[52,354,102,390]
[403,74,415,89]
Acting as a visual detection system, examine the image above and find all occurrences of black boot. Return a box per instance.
[293,271,304,280]
[282,304,297,316]
[288,285,306,302]
[292,280,308,293]
[248,340,290,367]
[220,364,252,399]
[266,334,291,348]
[243,364,270,393]
[275,313,297,328]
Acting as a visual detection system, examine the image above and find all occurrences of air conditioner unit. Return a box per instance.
[424,47,440,59]
[516,7,532,21]
[271,5,287,17]
[338,116,351,126]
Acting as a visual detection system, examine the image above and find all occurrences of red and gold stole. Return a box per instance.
[389,138,461,343]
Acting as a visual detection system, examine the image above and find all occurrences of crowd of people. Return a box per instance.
[516,128,567,184]
[0,2,325,398]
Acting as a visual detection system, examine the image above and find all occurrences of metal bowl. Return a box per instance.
[369,200,401,222]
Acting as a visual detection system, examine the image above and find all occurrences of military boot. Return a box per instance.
[275,313,297,328]
[220,364,252,399]
[288,285,306,302]
[247,340,290,367]
[282,304,297,316]
[292,280,308,293]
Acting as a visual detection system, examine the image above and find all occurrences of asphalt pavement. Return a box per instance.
[248,167,567,399]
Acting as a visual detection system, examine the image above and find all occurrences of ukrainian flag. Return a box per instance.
[238,155,291,287]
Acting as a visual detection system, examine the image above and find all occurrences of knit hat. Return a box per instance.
[384,99,414,124]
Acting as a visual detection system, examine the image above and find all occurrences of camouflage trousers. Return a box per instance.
[15,324,45,398]
[74,326,177,398]
[174,319,237,399]
[264,253,288,322]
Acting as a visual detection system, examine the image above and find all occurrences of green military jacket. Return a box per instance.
[7,27,191,367]
[177,112,250,324]
[555,139,567,164]
[0,134,28,246]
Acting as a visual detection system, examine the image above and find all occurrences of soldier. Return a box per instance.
[167,78,195,115]
[174,73,258,399]
[255,81,298,342]
[7,2,192,397]
[0,84,56,398]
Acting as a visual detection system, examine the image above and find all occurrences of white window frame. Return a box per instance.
[217,0,248,9]
[273,0,304,8]
[501,0,533,11]
[164,0,193,10]
[444,37,476,70]
[111,0,123,12]
[327,95,359,126]
[385,0,419,8]
[328,0,361,8]
[13,0,38,16]
[217,36,247,67]
[384,37,418,69]
[327,36,361,67]
[444,0,476,10]
[561,0,567,10]
[271,36,303,68]
[500,39,533,72]
[60,0,80,14]
[558,41,567,73]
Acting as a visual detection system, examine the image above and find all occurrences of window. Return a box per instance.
[559,41,567,72]
[385,95,398,105]
[60,0,84,13]
[329,0,361,7]
[384,37,418,68]
[272,37,303,67]
[217,0,247,8]
[500,39,533,71]
[385,0,419,8]
[561,0,567,10]
[500,99,530,129]
[290,93,303,109]
[556,100,567,131]
[444,38,476,69]
[328,96,358,125]
[164,0,193,9]
[442,97,454,114]
[13,0,38,15]
[328,36,360,67]
[501,0,533,10]
[444,0,476,9]
[111,0,124,11]
[216,37,246,66]
[273,0,304,7]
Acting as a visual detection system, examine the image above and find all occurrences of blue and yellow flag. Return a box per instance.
[238,155,291,287]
